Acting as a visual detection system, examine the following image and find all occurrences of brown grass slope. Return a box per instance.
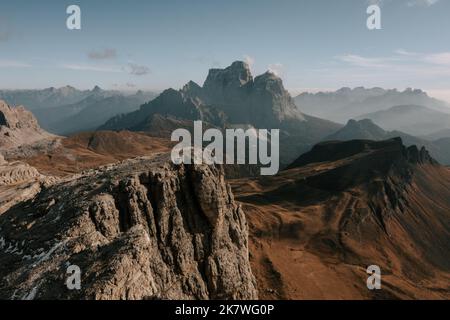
[231,138,450,299]
[21,130,172,176]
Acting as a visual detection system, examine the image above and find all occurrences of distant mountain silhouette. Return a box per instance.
[294,87,450,123]
[0,86,158,136]
[356,104,450,136]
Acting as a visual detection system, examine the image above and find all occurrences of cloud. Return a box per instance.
[0,60,31,68]
[336,54,390,68]
[88,48,117,60]
[394,49,419,56]
[268,63,284,76]
[62,64,122,73]
[127,63,151,76]
[423,52,450,65]
[243,55,255,68]
[407,0,439,7]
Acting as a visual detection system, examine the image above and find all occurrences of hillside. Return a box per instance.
[231,138,450,299]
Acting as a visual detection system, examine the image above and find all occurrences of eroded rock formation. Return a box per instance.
[0,155,257,300]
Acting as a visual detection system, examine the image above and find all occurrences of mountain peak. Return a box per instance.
[203,61,253,89]
[326,118,387,141]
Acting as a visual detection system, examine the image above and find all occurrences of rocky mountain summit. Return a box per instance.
[100,61,340,167]
[101,61,305,130]
[0,155,257,300]
[0,100,60,159]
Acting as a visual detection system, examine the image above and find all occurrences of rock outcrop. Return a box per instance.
[0,100,60,159]
[0,156,52,214]
[0,155,258,300]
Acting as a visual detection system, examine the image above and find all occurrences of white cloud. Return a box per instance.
[268,63,284,76]
[243,55,255,69]
[423,52,450,65]
[338,51,450,69]
[394,49,419,56]
[407,0,440,7]
[126,63,151,76]
[0,60,31,68]
[62,64,122,73]
[336,54,390,68]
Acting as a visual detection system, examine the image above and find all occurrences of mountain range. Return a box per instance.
[100,61,341,167]
[356,104,450,137]
[0,87,157,135]
[294,87,450,124]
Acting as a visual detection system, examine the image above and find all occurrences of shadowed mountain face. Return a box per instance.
[294,87,450,123]
[231,138,450,299]
[324,119,450,165]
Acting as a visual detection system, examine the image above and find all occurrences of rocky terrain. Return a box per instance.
[231,138,450,299]
[0,100,61,159]
[0,155,54,215]
[0,155,257,300]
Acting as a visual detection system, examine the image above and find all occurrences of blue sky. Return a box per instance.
[0,0,449,102]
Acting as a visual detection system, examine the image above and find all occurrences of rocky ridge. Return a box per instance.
[0,155,258,300]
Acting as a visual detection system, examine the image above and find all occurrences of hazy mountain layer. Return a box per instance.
[294,87,450,123]
[356,104,450,136]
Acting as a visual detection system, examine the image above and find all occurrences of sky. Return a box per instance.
[0,0,449,102]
